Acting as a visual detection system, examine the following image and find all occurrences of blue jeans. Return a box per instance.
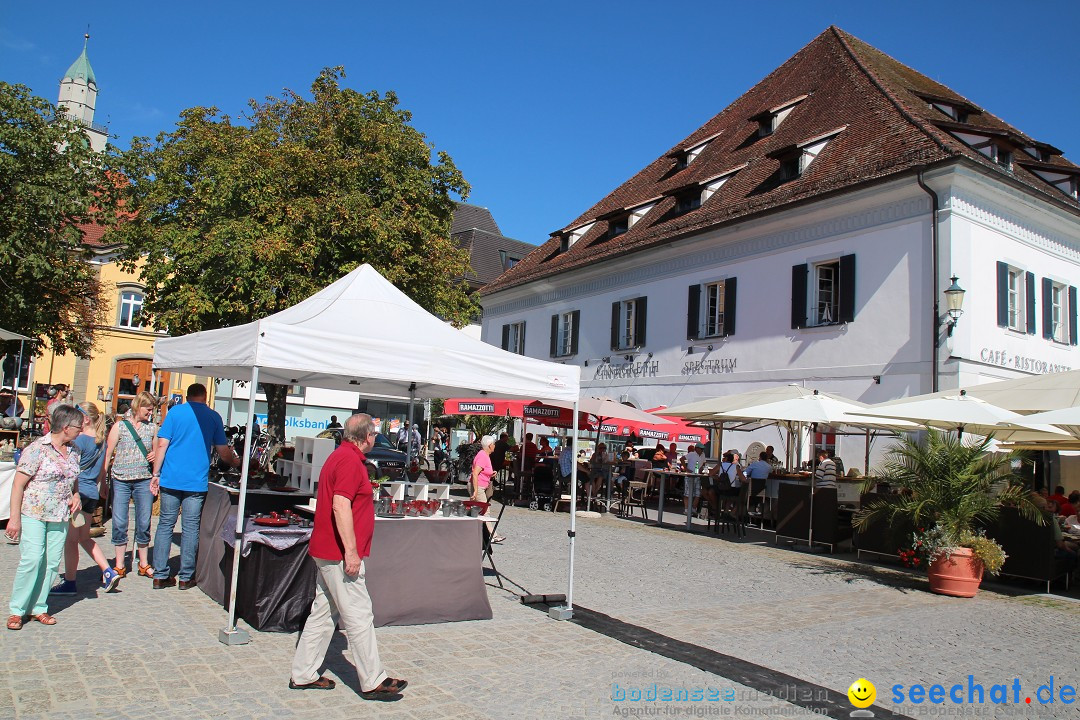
[152,488,206,581]
[111,478,153,547]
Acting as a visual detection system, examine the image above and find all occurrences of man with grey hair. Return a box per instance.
[290,413,407,698]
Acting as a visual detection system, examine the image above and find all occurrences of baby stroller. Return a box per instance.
[529,463,556,511]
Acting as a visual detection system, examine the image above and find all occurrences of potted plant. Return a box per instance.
[854,429,1042,597]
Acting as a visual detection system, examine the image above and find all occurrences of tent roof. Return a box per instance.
[152,264,580,402]
[0,328,32,342]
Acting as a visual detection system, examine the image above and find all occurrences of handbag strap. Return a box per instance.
[122,420,149,459]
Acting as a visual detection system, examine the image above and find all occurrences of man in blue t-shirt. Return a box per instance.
[150,383,239,589]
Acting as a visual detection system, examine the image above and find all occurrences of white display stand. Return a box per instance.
[0,461,15,521]
[275,436,335,494]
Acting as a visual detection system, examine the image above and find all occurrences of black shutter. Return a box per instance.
[501,324,510,351]
[1042,278,1054,340]
[634,296,648,347]
[723,277,737,337]
[996,261,1009,328]
[686,285,700,340]
[549,314,558,357]
[569,310,580,355]
[1070,286,1078,346]
[518,321,526,355]
[610,302,620,350]
[791,264,808,329]
[1025,271,1036,335]
[838,254,856,323]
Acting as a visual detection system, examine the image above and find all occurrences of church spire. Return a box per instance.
[58,33,107,152]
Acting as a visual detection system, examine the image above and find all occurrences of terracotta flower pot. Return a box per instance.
[927,546,984,598]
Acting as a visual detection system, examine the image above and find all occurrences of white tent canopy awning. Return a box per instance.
[0,328,32,342]
[152,264,580,403]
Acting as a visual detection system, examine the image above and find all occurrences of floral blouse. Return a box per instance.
[16,435,80,522]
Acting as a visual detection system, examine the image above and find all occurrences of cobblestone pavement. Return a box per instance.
[0,503,1077,719]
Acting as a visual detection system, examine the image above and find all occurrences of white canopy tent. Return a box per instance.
[0,328,32,427]
[152,264,582,641]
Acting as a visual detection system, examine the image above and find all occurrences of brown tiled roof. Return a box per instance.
[482,26,1080,295]
[76,221,108,247]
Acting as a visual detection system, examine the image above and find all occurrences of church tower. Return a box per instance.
[57,34,107,152]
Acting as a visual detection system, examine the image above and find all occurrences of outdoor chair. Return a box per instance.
[714,483,749,537]
[620,481,648,519]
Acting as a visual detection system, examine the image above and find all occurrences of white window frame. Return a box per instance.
[811,260,841,326]
[507,321,525,354]
[1007,266,1025,332]
[118,289,145,329]
[618,300,638,350]
[557,312,575,357]
[703,280,726,338]
[1051,281,1069,344]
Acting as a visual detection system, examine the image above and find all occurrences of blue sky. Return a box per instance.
[3,1,1078,245]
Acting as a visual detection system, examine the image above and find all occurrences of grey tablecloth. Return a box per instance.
[197,484,492,628]
[220,515,313,557]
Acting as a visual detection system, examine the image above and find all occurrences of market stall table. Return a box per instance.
[196,485,493,632]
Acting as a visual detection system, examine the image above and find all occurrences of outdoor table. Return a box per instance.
[645,469,710,530]
[196,484,492,632]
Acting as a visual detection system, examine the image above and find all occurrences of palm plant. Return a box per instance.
[854,429,1042,570]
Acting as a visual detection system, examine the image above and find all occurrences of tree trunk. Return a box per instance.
[263,383,288,442]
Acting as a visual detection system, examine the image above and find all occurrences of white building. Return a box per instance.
[479,27,1079,467]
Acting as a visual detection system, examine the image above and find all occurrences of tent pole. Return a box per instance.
[406,383,416,466]
[221,365,259,646]
[552,400,579,621]
[12,340,24,424]
[864,429,871,477]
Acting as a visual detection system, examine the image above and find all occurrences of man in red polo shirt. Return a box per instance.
[289,413,407,699]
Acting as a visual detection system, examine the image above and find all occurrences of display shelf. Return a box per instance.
[281,436,335,494]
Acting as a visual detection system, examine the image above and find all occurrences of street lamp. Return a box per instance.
[942,276,966,337]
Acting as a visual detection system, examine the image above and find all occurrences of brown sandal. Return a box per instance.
[138,564,153,578]
[30,613,56,625]
[6,615,24,630]
[112,566,128,579]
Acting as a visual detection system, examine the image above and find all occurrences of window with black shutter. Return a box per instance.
[503,321,526,354]
[996,261,1009,328]
[723,278,737,336]
[1025,271,1036,335]
[612,297,647,350]
[550,312,577,357]
[791,264,808,329]
[686,285,701,341]
[1043,278,1054,340]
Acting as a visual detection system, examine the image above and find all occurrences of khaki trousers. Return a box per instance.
[290,558,388,692]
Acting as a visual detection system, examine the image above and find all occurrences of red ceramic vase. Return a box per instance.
[927,546,984,598]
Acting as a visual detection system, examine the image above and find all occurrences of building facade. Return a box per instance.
[479,27,1080,465]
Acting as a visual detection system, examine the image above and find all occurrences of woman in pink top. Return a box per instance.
[470,435,496,503]
[469,435,503,543]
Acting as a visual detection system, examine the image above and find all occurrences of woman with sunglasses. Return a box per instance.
[6,404,84,629]
[51,402,120,596]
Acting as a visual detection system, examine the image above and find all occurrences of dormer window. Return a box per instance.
[670,132,720,171]
[674,189,701,215]
[559,221,595,253]
[769,128,843,181]
[931,102,968,123]
[1029,168,1080,200]
[948,130,1014,170]
[608,215,629,238]
[752,95,807,137]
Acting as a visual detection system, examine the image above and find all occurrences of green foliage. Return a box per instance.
[0,82,112,355]
[104,68,476,438]
[902,525,1008,575]
[462,414,509,439]
[855,429,1041,572]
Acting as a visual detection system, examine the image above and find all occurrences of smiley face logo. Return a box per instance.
[848,678,876,708]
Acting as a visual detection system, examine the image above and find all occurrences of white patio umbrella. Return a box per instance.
[1013,406,1080,440]
[663,384,820,422]
[705,390,915,549]
[871,369,1080,414]
[851,389,1069,439]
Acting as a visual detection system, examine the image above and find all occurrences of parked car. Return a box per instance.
[317,428,407,480]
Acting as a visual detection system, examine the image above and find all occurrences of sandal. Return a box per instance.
[288,675,336,690]
[30,613,56,625]
[6,615,24,630]
[113,566,128,579]
[138,564,153,578]
[492,535,505,544]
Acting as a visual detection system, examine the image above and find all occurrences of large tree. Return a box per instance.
[107,68,475,439]
[0,82,112,356]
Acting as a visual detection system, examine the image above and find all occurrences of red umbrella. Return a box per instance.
[597,407,707,444]
[443,398,594,429]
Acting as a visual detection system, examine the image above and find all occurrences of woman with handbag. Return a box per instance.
[51,402,119,595]
[102,391,158,578]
